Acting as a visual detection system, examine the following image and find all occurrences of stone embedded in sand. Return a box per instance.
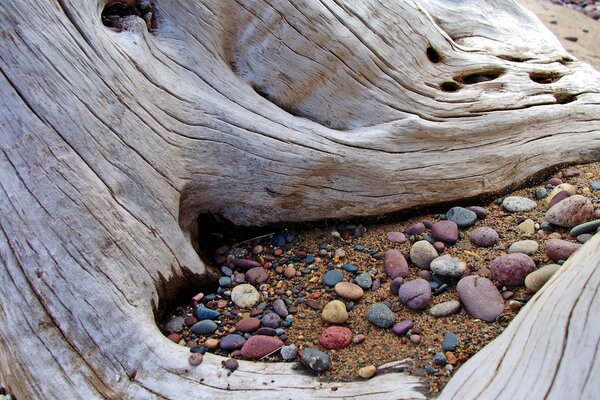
[240,335,283,359]
[457,276,504,322]
[318,326,353,350]
[367,303,396,328]
[545,183,577,207]
[384,249,409,278]
[245,267,268,285]
[508,240,539,255]
[525,264,562,292]
[430,300,461,317]
[321,300,349,324]
[232,258,261,269]
[469,227,499,247]
[236,317,260,333]
[545,239,581,261]
[409,240,438,269]
[405,222,426,235]
[446,206,477,228]
[359,365,377,379]
[490,253,536,286]
[219,334,246,351]
[390,277,404,295]
[386,231,406,243]
[517,219,536,235]
[546,195,593,227]
[430,255,466,278]
[231,284,260,308]
[300,348,330,372]
[398,279,432,310]
[431,221,459,244]
[502,196,537,212]
[334,282,364,300]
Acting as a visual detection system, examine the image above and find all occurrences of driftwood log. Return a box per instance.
[1,0,599,398]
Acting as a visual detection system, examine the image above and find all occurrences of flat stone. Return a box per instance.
[256,327,277,336]
[545,239,581,261]
[442,332,459,351]
[343,264,359,273]
[410,241,438,270]
[222,358,239,371]
[240,335,283,359]
[245,267,268,285]
[577,234,593,243]
[457,276,504,322]
[490,253,536,286]
[466,206,488,219]
[430,255,466,277]
[398,279,432,310]
[591,182,600,191]
[280,344,297,361]
[431,221,459,244]
[502,196,537,212]
[236,317,260,333]
[272,299,288,318]
[405,223,426,236]
[546,195,594,227]
[164,317,185,333]
[525,264,561,293]
[393,320,413,335]
[517,219,536,235]
[430,300,461,317]
[195,306,220,321]
[390,277,404,295]
[355,272,373,290]
[446,207,477,228]
[469,227,499,247]
[386,231,406,243]
[570,220,600,236]
[232,259,261,269]
[384,249,409,278]
[548,190,571,208]
[219,334,246,351]
[367,303,396,328]
[261,312,281,328]
[508,240,539,255]
[191,320,218,335]
[300,348,330,372]
[321,300,349,324]
[318,326,353,350]
[231,284,261,308]
[323,270,344,287]
[334,282,364,300]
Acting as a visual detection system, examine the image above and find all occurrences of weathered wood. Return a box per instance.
[0,0,599,399]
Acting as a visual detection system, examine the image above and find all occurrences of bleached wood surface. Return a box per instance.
[0,0,599,399]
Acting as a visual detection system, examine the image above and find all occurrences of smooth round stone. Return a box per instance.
[273,299,289,318]
[300,348,330,372]
[240,335,283,359]
[236,317,260,333]
[508,240,539,255]
[446,207,477,228]
[232,259,261,269]
[322,300,349,324]
[547,177,563,186]
[359,365,377,379]
[334,282,364,300]
[546,195,593,227]
[231,284,260,308]
[204,338,219,349]
[280,344,297,361]
[323,270,344,287]
[367,303,396,328]
[405,223,426,236]
[392,320,413,335]
[545,239,581,261]
[343,264,359,273]
[191,320,218,335]
[355,272,373,290]
[577,234,593,243]
[525,264,561,292]
[457,276,504,322]
[430,300,461,317]
[431,221,459,244]
[398,279,432,310]
[188,353,204,366]
[222,358,239,371]
[535,188,548,200]
[490,253,536,286]
[570,219,600,237]
[256,327,277,336]
[433,352,447,366]
[430,255,466,278]
[220,334,246,351]
[195,306,220,321]
[219,276,232,288]
[387,231,407,243]
[442,332,459,351]
[384,249,409,278]
[410,334,421,344]
[246,267,268,285]
[261,312,281,328]
[469,227,499,247]
[466,206,488,219]
[164,317,185,333]
[502,196,537,212]
[410,240,438,270]
[390,277,404,295]
[591,182,600,191]
[319,326,353,350]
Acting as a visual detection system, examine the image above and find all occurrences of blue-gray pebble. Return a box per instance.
[195,306,220,320]
[367,303,396,328]
[191,320,218,335]
[446,207,477,228]
[323,270,344,287]
[355,272,373,290]
[442,332,459,351]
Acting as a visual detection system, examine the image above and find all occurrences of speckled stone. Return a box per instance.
[300,348,330,372]
[384,249,409,278]
[281,344,297,361]
[546,195,594,228]
[430,255,466,278]
[272,299,289,318]
[386,231,407,243]
[398,279,432,310]
[466,206,488,219]
[545,239,581,261]
[219,334,246,351]
[245,267,268,285]
[431,221,459,244]
[261,312,281,328]
[334,282,364,300]
[367,303,396,328]
[446,207,477,228]
[410,240,438,270]
[231,284,260,308]
[318,326,353,350]
[457,276,504,322]
[164,317,185,333]
[469,227,499,248]
[240,335,283,359]
[430,300,461,317]
[355,272,373,290]
[392,320,413,335]
[502,196,537,212]
[490,253,536,286]
[321,300,349,324]
[236,317,260,333]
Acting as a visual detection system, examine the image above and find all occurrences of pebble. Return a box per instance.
[546,195,593,227]
[334,282,364,300]
[191,320,218,335]
[433,352,447,366]
[502,196,537,212]
[334,249,346,259]
[281,344,298,361]
[469,227,499,247]
[398,279,432,310]
[390,277,404,295]
[284,267,297,278]
[548,191,572,208]
[219,276,232,288]
[570,219,600,236]
[410,334,421,344]
[188,353,204,366]
[256,327,277,336]
[490,253,536,286]
[393,320,413,335]
[535,188,547,200]
[384,249,409,278]
[517,219,536,235]
[343,264,359,273]
[446,207,477,228]
[577,234,593,243]
[240,335,283,359]
[430,300,461,317]
[545,184,576,207]
[457,276,504,322]
[442,332,459,351]
[508,240,539,255]
[405,222,426,235]
[195,306,220,321]
[466,206,488,219]
[430,255,466,278]
[300,348,330,372]
[322,300,349,324]
[246,267,268,285]
[261,312,281,328]
[431,221,459,244]
[232,259,261,269]
[359,365,377,379]
[236,317,260,332]
[222,358,239,371]
[525,264,561,292]
[231,284,260,308]
[220,334,246,351]
[547,177,562,186]
[591,182,600,191]
[545,239,581,261]
[205,338,220,349]
[386,231,406,243]
[273,299,289,318]
[323,270,344,287]
[164,317,185,333]
[319,326,353,349]
[410,241,439,269]
[367,303,396,328]
[355,272,373,290]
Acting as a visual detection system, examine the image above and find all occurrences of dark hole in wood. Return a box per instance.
[497,55,532,62]
[554,92,577,104]
[456,69,504,85]
[440,81,460,92]
[529,71,563,84]
[102,1,156,32]
[426,47,441,63]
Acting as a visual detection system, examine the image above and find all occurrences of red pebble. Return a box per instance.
[319,326,353,350]
[167,333,181,343]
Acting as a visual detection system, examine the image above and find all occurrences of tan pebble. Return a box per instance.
[334,282,364,300]
[189,353,203,366]
[509,300,524,310]
[309,276,320,283]
[517,219,535,236]
[334,249,346,259]
[217,300,228,308]
[359,365,377,379]
[464,250,479,258]
[205,338,220,349]
[298,335,305,340]
[446,352,457,365]
[548,232,562,239]
[525,264,561,292]
[321,300,349,324]
[583,187,591,195]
